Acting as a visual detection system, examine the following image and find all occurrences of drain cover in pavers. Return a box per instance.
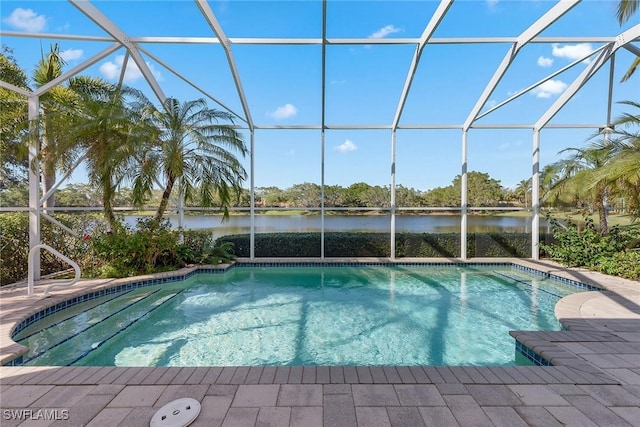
[150,398,201,427]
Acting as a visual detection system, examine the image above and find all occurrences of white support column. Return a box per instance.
[28,95,41,280]
[321,129,325,259]
[461,130,468,260]
[390,131,397,259]
[250,131,255,259]
[532,130,541,260]
[320,0,327,259]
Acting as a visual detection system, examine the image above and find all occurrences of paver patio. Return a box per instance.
[1,259,639,426]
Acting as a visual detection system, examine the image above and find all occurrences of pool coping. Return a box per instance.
[0,258,638,372]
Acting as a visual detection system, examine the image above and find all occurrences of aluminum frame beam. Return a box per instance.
[195,0,254,131]
[392,0,453,130]
[33,43,121,97]
[320,0,328,259]
[137,45,247,124]
[535,24,640,130]
[0,81,31,97]
[475,43,608,121]
[2,30,628,45]
[463,0,580,130]
[69,0,166,105]
[28,96,41,280]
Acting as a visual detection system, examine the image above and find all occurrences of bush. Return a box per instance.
[0,212,106,285]
[542,215,640,280]
[596,250,640,280]
[91,220,237,277]
[0,214,237,284]
[218,232,540,258]
[542,216,636,267]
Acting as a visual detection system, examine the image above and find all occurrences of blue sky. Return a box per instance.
[2,0,638,192]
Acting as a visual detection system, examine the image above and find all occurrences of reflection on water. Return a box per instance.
[125,214,550,239]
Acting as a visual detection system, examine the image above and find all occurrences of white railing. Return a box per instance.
[28,244,81,297]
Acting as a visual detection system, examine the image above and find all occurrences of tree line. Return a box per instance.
[1,44,247,232]
[0,167,634,214]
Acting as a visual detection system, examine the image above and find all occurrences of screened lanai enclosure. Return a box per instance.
[1,0,639,277]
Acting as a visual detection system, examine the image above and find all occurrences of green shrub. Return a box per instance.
[0,214,238,284]
[541,215,640,280]
[0,212,106,285]
[90,221,237,277]
[90,218,185,277]
[541,216,635,268]
[596,250,640,280]
[218,232,539,258]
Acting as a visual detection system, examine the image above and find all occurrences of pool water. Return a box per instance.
[14,265,585,367]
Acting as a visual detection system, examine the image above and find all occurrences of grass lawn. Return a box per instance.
[496,210,635,227]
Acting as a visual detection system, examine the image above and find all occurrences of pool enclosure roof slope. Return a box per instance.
[1,0,639,262]
[2,0,638,131]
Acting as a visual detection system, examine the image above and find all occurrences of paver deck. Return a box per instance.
[1,259,639,426]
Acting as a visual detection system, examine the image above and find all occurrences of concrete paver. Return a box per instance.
[418,406,460,427]
[255,407,290,427]
[290,407,323,427]
[355,407,391,427]
[106,385,165,407]
[352,385,399,406]
[323,394,357,427]
[386,407,425,427]
[482,406,529,427]
[232,385,279,407]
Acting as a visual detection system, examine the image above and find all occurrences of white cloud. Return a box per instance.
[552,43,594,62]
[330,79,346,85]
[369,25,401,39]
[99,55,162,83]
[486,0,500,7]
[3,8,46,32]
[486,99,497,109]
[269,103,298,120]
[336,139,357,153]
[537,56,553,67]
[60,49,83,62]
[532,79,567,99]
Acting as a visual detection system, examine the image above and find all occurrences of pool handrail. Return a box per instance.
[28,244,81,297]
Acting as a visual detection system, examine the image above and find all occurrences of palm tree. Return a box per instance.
[545,144,617,234]
[131,97,248,228]
[589,101,640,218]
[617,0,639,81]
[52,78,151,231]
[0,47,29,188]
[515,179,532,208]
[32,44,77,209]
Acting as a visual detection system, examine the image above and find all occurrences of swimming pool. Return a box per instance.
[12,264,592,367]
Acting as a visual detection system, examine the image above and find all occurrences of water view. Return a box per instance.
[125,214,550,239]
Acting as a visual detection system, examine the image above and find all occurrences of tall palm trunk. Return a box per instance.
[595,187,609,235]
[154,173,176,227]
[101,179,118,232]
[40,113,56,209]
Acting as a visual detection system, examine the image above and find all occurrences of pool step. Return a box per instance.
[22,289,183,366]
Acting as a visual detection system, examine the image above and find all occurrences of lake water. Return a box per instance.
[125,214,550,238]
